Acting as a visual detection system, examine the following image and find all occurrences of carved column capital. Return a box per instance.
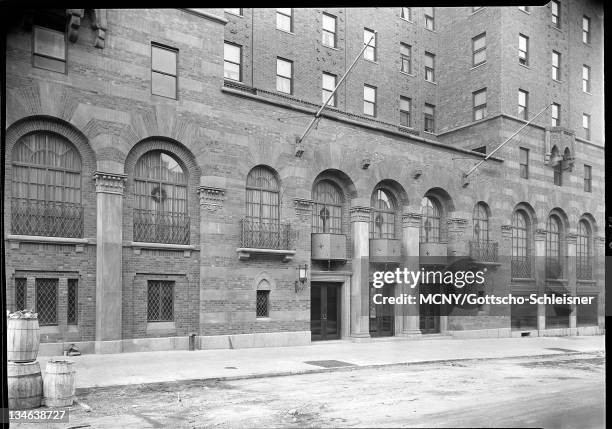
[197,186,226,212]
[350,206,371,223]
[565,233,578,245]
[402,212,422,229]
[447,217,469,232]
[534,228,547,241]
[294,198,313,220]
[501,224,513,239]
[93,171,127,195]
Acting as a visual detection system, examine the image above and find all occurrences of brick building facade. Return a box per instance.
[3,5,604,354]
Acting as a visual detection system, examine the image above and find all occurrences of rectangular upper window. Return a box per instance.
[582,16,591,44]
[151,44,178,99]
[33,25,66,73]
[322,72,337,107]
[551,103,560,127]
[551,0,560,27]
[582,65,591,93]
[364,28,376,61]
[223,42,242,82]
[322,13,337,48]
[518,34,529,66]
[582,113,591,140]
[363,84,377,117]
[276,57,293,94]
[518,89,528,120]
[472,33,486,66]
[276,8,293,32]
[401,7,412,21]
[424,103,435,133]
[473,88,487,121]
[584,165,592,192]
[424,52,435,82]
[424,7,435,30]
[400,96,411,127]
[552,51,560,80]
[519,147,529,179]
[400,43,412,74]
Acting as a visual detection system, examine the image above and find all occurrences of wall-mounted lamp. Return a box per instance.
[295,264,308,292]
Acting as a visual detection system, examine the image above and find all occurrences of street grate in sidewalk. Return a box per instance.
[545,347,579,353]
[304,360,356,368]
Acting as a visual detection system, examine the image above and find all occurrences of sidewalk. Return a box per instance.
[36,335,605,389]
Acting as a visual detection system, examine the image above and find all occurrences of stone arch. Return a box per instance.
[252,271,277,291]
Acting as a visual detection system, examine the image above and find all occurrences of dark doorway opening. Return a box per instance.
[369,284,394,337]
[419,283,441,333]
[311,283,341,341]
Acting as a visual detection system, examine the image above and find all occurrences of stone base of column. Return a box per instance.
[350,333,371,342]
[94,340,123,354]
[399,330,422,338]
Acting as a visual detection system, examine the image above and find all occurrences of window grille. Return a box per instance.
[511,210,531,278]
[312,180,343,234]
[256,290,269,318]
[36,278,58,326]
[15,278,27,311]
[67,278,78,325]
[11,132,83,238]
[420,196,441,243]
[147,280,174,322]
[370,189,396,239]
[545,215,563,279]
[576,220,592,280]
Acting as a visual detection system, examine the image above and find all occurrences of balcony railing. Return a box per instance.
[240,218,292,250]
[511,256,533,279]
[11,198,83,238]
[469,240,499,263]
[545,258,564,280]
[577,260,593,281]
[133,209,190,245]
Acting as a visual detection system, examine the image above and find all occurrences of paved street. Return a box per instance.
[13,352,605,429]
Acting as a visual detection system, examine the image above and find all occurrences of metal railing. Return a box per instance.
[240,218,292,250]
[11,198,83,238]
[133,209,190,245]
[577,259,593,280]
[545,257,564,280]
[469,240,499,263]
[511,256,533,279]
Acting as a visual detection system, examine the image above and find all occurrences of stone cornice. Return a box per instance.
[181,8,229,25]
[197,186,226,212]
[93,171,127,195]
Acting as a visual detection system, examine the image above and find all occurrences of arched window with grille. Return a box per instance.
[244,166,282,248]
[371,188,396,239]
[11,132,83,237]
[420,196,441,243]
[133,151,189,244]
[576,220,592,280]
[473,203,489,242]
[545,215,563,279]
[511,210,531,278]
[312,180,343,233]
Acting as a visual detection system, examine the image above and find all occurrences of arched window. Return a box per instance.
[133,151,188,244]
[545,215,563,279]
[371,189,396,239]
[577,220,592,280]
[312,180,343,233]
[473,203,489,242]
[511,210,531,278]
[243,166,282,248]
[11,132,83,237]
[420,196,441,243]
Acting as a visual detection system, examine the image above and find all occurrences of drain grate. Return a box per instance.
[304,360,356,368]
[545,347,579,353]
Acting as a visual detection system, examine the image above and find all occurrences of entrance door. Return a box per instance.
[311,283,340,341]
[370,284,394,337]
[419,283,440,333]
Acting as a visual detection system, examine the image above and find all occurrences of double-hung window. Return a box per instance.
[322,72,336,107]
[518,34,529,66]
[472,33,486,66]
[518,89,528,120]
[424,104,435,133]
[364,28,376,61]
[582,65,591,93]
[33,25,66,73]
[473,88,487,121]
[276,8,292,32]
[551,1,560,27]
[552,51,560,80]
[151,44,178,99]
[582,16,590,44]
[400,96,411,127]
[322,13,336,48]
[276,58,293,94]
[363,85,377,117]
[400,43,412,74]
[223,42,241,81]
[424,7,435,30]
[424,52,435,82]
[551,103,560,127]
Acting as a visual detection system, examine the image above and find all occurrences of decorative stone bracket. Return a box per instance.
[65,9,107,48]
[93,171,127,195]
[197,186,226,212]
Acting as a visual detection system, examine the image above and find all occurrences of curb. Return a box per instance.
[75,349,604,394]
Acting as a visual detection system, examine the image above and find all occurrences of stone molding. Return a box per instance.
[501,224,513,239]
[350,206,371,223]
[447,217,469,233]
[93,171,127,195]
[401,212,422,229]
[534,229,547,241]
[197,186,226,212]
[565,233,578,245]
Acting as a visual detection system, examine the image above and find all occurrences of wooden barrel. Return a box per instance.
[8,361,43,410]
[43,359,76,407]
[7,318,40,362]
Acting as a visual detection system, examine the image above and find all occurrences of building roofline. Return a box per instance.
[179,8,228,25]
[221,86,504,163]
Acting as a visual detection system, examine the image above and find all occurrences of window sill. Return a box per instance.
[7,235,91,252]
[129,242,195,257]
[400,17,414,24]
[146,321,176,331]
[518,63,531,70]
[399,71,415,77]
[41,325,60,334]
[276,28,295,35]
[583,91,592,96]
[518,9,531,15]
[471,62,486,71]
[425,80,438,85]
[511,278,536,282]
[224,11,243,18]
[470,8,485,15]
[322,44,340,51]
[552,78,562,83]
[256,317,272,321]
[237,247,295,262]
[551,25,562,32]
[363,58,379,65]
[423,130,436,135]
[577,279,596,285]
[546,278,568,284]
[425,27,437,34]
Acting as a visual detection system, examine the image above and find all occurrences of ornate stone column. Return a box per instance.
[93,171,126,353]
[566,233,577,329]
[400,209,422,336]
[447,212,470,260]
[534,228,547,331]
[350,203,371,339]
